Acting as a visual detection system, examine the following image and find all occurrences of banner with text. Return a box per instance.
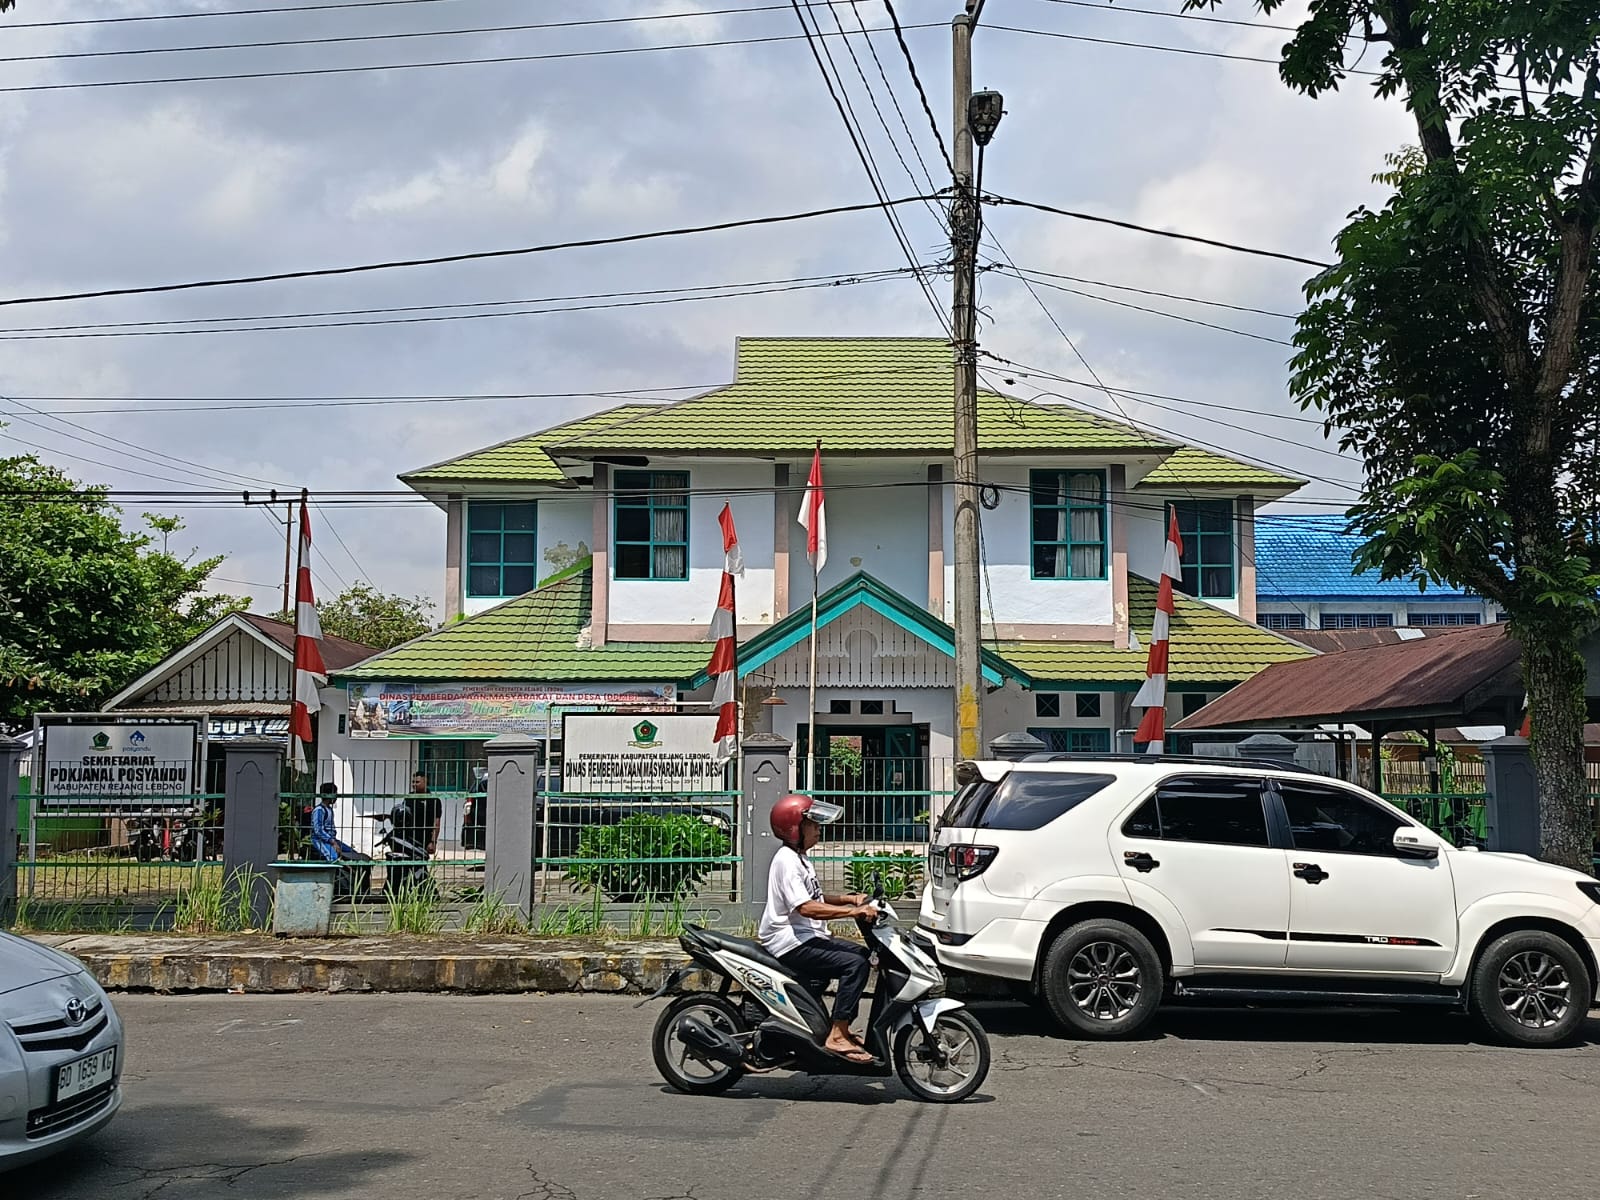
[346,682,676,739]
[39,721,200,808]
[561,713,728,793]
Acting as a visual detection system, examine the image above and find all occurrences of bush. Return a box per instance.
[845,854,924,901]
[565,813,730,903]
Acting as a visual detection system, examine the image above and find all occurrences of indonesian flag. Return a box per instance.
[706,503,740,759]
[1131,508,1183,753]
[799,443,827,571]
[288,501,327,773]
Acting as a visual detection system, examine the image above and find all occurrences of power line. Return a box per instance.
[312,500,375,588]
[5,0,468,29]
[0,19,944,95]
[847,2,941,195]
[880,0,954,176]
[985,194,1333,268]
[1028,0,1300,33]
[995,264,1298,320]
[0,195,937,308]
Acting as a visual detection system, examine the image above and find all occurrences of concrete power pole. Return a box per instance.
[951,2,983,762]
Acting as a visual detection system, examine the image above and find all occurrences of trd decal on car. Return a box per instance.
[1218,929,1440,947]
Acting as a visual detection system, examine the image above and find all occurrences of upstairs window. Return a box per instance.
[1031,470,1107,580]
[1407,611,1481,627]
[1173,500,1234,598]
[1260,612,1307,631]
[1319,612,1394,630]
[467,501,537,597]
[614,471,689,580]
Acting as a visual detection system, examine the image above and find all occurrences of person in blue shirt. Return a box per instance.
[311,783,368,898]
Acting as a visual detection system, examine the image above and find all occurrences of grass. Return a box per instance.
[14,894,137,934]
[383,883,446,935]
[460,890,528,936]
[172,868,273,934]
[22,859,222,905]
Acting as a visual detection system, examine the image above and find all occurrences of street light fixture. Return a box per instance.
[967,90,1004,147]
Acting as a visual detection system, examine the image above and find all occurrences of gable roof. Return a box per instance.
[1255,515,1476,599]
[399,403,661,487]
[1001,575,1313,688]
[237,613,377,672]
[683,571,1028,689]
[1137,446,1303,491]
[546,338,1178,456]
[336,565,708,683]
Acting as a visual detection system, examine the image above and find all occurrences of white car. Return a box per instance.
[919,756,1600,1047]
[0,932,124,1171]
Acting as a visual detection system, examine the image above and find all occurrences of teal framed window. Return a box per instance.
[1173,500,1234,599]
[467,501,537,597]
[614,471,689,580]
[1030,470,1107,580]
[1029,727,1111,754]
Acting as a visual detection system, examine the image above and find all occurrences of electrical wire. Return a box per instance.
[847,1,941,196]
[4,0,470,29]
[1027,0,1301,33]
[993,264,1298,320]
[312,500,376,587]
[0,195,938,308]
[880,0,954,176]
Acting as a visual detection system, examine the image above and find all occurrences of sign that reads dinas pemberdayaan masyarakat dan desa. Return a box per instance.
[38,721,200,807]
[560,713,727,792]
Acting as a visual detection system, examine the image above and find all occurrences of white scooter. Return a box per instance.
[642,882,990,1103]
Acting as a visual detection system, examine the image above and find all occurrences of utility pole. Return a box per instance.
[950,0,992,763]
[281,501,293,613]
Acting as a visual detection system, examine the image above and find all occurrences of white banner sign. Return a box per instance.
[561,713,727,793]
[39,721,200,807]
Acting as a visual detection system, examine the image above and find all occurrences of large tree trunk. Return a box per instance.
[1525,634,1593,871]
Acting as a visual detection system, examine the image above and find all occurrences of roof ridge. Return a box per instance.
[399,402,664,481]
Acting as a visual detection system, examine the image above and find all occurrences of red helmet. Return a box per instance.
[769,793,844,849]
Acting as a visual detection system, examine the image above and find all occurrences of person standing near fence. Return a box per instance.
[386,772,441,895]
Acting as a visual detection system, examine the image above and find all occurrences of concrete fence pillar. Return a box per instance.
[988,731,1046,761]
[1482,735,1540,856]
[740,734,793,919]
[1238,733,1300,770]
[0,737,22,926]
[222,738,285,927]
[484,734,541,922]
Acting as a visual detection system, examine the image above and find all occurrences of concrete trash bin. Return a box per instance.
[272,863,341,936]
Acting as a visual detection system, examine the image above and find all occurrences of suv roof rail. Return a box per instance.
[1015,752,1325,776]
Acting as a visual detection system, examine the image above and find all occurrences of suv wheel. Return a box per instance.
[1041,918,1163,1038]
[1471,930,1591,1047]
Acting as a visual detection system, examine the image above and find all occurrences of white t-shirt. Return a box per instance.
[758,845,827,956]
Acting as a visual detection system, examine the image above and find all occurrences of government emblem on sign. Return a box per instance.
[90,733,111,751]
[629,720,660,748]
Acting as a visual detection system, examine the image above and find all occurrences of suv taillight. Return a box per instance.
[944,844,998,881]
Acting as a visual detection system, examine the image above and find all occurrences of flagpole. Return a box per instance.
[807,563,820,791]
[292,488,309,776]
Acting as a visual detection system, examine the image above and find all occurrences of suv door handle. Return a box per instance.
[1293,862,1329,884]
[1123,851,1160,873]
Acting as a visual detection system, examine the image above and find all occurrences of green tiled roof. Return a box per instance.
[549,338,1176,455]
[1001,575,1313,688]
[336,567,708,683]
[1138,446,1304,490]
[400,404,662,486]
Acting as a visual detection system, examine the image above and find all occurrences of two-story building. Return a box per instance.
[338,337,1312,788]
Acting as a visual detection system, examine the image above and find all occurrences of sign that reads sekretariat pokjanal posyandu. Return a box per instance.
[560,713,728,792]
[39,721,200,807]
[345,682,677,739]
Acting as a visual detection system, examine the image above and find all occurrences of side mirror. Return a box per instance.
[1393,826,1441,860]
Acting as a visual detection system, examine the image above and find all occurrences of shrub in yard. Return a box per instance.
[565,813,730,903]
[845,854,924,901]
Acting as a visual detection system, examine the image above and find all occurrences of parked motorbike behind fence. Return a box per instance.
[128,808,207,863]
[360,807,432,897]
[642,881,990,1103]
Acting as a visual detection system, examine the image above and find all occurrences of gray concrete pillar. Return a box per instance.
[740,734,793,918]
[222,738,286,927]
[0,737,22,926]
[1482,735,1539,855]
[484,734,542,921]
[988,730,1047,761]
[1238,733,1300,770]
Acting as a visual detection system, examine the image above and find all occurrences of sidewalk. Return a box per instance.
[33,933,1008,997]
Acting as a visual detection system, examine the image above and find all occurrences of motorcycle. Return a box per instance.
[642,884,990,1103]
[127,811,160,863]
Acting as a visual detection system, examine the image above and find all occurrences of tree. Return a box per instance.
[275,583,435,651]
[0,453,246,728]
[1191,1,1600,867]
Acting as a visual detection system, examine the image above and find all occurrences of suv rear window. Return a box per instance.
[976,771,1115,831]
[939,779,997,829]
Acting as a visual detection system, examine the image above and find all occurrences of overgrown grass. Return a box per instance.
[172,867,272,934]
[14,895,137,934]
[383,883,446,935]
[461,890,527,936]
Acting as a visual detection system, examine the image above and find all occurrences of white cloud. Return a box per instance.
[348,120,550,219]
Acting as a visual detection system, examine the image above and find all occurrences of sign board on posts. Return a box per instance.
[346,682,676,739]
[561,713,727,793]
[38,720,200,808]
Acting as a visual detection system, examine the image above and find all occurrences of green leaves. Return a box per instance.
[279,582,435,651]
[563,813,731,903]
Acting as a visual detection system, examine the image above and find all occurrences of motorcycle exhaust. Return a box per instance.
[676,1017,748,1070]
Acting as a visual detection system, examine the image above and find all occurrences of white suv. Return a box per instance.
[918,756,1600,1047]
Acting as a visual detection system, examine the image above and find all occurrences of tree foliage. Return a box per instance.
[274,582,435,651]
[0,453,246,728]
[1190,0,1600,867]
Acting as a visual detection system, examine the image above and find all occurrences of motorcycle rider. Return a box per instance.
[758,794,877,1063]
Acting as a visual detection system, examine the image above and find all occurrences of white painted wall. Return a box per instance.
[316,685,417,855]
[1129,491,1242,617]
[1257,596,1502,630]
[982,683,1116,747]
[785,458,928,607]
[457,496,593,618]
[767,685,955,794]
[609,461,778,626]
[942,461,1112,627]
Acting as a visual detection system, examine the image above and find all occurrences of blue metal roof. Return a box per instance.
[1254,515,1473,600]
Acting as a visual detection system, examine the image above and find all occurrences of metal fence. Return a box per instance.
[796,756,951,897]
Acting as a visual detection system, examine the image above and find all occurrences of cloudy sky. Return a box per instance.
[0,0,1411,613]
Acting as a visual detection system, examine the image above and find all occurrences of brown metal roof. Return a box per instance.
[1174,622,1524,730]
[239,613,377,672]
[1280,627,1462,654]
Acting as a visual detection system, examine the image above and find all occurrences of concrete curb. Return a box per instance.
[33,934,1009,997]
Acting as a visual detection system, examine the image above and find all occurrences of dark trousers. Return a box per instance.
[780,936,872,1024]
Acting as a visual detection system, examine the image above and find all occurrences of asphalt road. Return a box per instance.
[14,994,1600,1200]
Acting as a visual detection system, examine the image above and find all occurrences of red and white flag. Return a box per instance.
[798,443,827,572]
[288,501,328,772]
[1131,508,1184,754]
[706,503,740,759]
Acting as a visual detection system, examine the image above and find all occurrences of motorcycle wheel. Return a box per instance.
[893,1008,990,1103]
[652,992,748,1096]
[134,836,155,864]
